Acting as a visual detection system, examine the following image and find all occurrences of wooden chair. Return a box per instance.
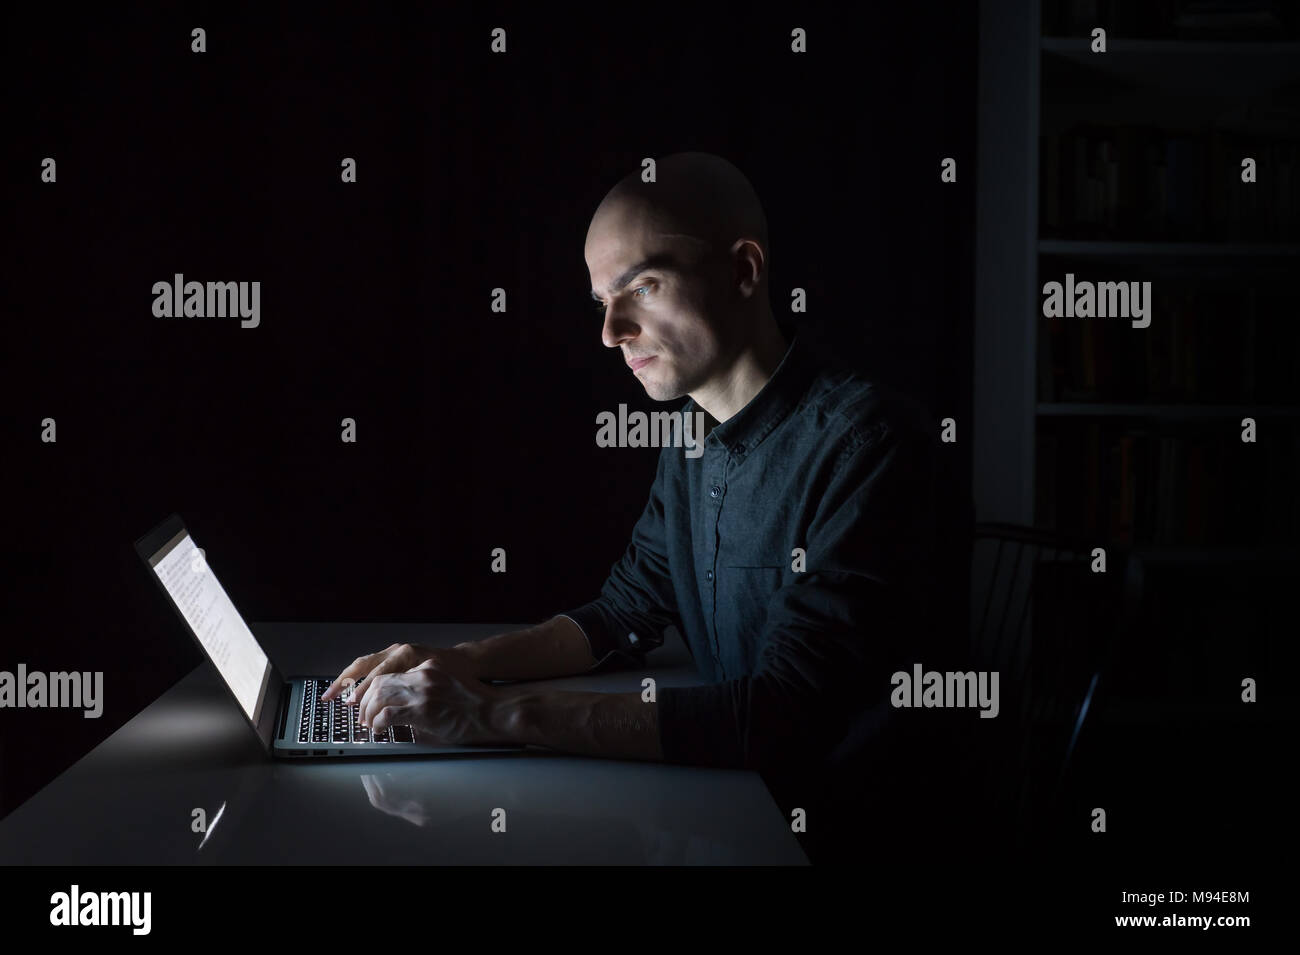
[968,522,1145,847]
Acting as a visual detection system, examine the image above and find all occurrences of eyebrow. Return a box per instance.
[590,253,677,302]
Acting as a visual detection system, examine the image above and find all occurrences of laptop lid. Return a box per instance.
[134,513,287,754]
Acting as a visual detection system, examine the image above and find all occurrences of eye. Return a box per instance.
[593,285,651,311]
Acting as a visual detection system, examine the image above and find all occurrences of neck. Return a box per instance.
[691,316,789,423]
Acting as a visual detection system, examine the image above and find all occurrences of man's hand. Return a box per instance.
[356,654,508,746]
[319,643,479,706]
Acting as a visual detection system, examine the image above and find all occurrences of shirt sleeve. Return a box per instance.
[560,445,681,672]
[656,417,942,771]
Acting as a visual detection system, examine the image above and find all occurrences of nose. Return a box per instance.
[600,303,639,350]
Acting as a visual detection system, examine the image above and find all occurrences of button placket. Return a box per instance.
[701,442,726,678]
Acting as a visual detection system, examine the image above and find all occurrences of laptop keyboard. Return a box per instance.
[297,678,416,744]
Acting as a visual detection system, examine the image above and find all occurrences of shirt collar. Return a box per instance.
[690,336,815,458]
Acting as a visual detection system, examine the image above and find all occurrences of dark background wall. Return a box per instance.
[1,3,976,817]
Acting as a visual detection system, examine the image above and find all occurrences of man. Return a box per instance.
[321,152,972,861]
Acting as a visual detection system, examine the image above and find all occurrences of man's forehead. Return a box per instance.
[587,222,710,276]
[587,237,712,298]
[589,193,706,248]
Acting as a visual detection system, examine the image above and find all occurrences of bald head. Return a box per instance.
[591,152,770,274]
[586,153,784,413]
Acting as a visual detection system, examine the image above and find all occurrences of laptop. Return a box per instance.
[134,512,523,758]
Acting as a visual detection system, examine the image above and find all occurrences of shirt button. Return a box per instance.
[709,485,721,499]
[705,570,714,582]
[732,443,745,454]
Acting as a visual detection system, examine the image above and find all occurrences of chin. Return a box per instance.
[641,378,684,402]
[637,358,694,401]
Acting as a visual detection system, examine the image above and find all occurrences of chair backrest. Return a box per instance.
[968,522,1144,844]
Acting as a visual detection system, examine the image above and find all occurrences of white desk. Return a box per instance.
[0,622,808,865]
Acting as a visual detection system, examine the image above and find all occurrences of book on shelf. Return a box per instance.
[1040,125,1299,242]
[1037,417,1300,547]
[1042,0,1298,41]
[1037,284,1281,403]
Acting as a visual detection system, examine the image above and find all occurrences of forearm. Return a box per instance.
[490,688,663,761]
[455,614,595,681]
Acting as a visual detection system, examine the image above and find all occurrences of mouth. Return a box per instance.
[627,356,656,372]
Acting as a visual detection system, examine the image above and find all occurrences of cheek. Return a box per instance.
[655,303,712,353]
[675,326,719,367]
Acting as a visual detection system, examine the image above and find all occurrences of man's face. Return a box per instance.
[586,200,728,402]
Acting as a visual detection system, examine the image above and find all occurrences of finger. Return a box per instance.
[370,704,408,734]
[324,643,410,701]
[346,651,415,707]
[321,652,383,701]
[320,667,360,701]
[358,674,390,727]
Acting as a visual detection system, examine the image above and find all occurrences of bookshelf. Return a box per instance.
[1035,8,1300,555]
[1039,239,1300,257]
[974,1,1299,710]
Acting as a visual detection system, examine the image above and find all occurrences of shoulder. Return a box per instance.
[795,362,938,467]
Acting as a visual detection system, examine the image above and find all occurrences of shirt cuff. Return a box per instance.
[557,603,614,660]
[559,602,661,673]
[555,613,597,665]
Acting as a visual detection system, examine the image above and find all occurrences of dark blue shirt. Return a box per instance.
[563,336,968,788]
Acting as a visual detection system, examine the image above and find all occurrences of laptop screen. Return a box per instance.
[145,527,273,723]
